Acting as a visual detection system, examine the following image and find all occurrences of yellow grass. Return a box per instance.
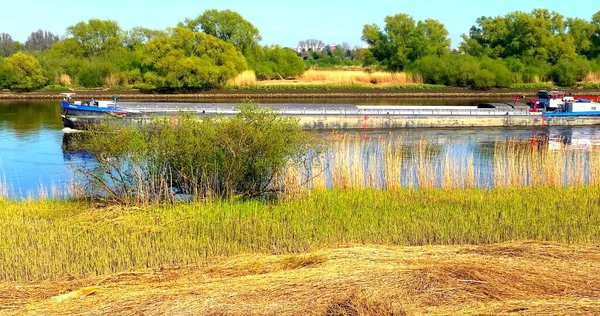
[54,73,71,86]
[4,242,600,315]
[296,134,599,190]
[298,69,423,85]
[584,71,600,83]
[227,70,258,87]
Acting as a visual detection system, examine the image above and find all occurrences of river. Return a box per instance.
[1,99,600,197]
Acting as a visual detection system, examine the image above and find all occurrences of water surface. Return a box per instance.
[1,99,599,197]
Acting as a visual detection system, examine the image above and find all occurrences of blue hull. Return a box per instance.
[543,111,600,117]
[61,101,128,113]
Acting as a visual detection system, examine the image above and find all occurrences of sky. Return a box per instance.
[1,0,598,48]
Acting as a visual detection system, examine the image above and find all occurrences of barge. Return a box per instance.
[60,91,600,130]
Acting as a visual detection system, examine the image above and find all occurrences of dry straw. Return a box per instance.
[299,69,423,85]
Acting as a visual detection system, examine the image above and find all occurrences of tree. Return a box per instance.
[140,27,247,91]
[3,52,47,91]
[361,14,450,71]
[124,27,165,49]
[67,19,123,58]
[590,11,600,59]
[460,9,577,63]
[0,33,18,57]
[24,30,59,52]
[183,9,261,56]
[252,46,305,79]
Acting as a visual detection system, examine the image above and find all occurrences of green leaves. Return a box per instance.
[183,9,262,57]
[3,52,47,91]
[140,27,247,91]
[362,14,450,71]
[74,104,315,202]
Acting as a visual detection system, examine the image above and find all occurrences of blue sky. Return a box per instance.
[1,0,598,48]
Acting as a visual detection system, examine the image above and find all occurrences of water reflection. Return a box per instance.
[2,100,600,197]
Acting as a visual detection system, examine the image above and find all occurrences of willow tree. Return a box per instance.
[3,52,47,91]
[140,27,247,91]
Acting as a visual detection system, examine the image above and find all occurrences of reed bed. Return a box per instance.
[295,134,600,190]
[298,69,423,85]
[2,186,600,281]
[226,70,258,87]
[584,71,600,83]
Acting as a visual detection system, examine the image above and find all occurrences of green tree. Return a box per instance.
[551,56,591,86]
[124,27,165,50]
[590,11,600,59]
[361,14,449,71]
[183,9,261,57]
[67,19,124,58]
[3,52,47,91]
[140,27,247,91]
[251,46,305,79]
[460,9,577,63]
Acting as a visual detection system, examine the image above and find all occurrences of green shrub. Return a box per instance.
[3,52,47,91]
[72,104,315,203]
[551,56,591,86]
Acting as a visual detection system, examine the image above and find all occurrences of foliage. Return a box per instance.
[362,14,450,71]
[67,19,124,58]
[2,52,47,91]
[551,56,592,86]
[411,54,516,89]
[139,27,247,91]
[460,9,600,62]
[249,46,305,79]
[72,104,314,203]
[183,9,261,57]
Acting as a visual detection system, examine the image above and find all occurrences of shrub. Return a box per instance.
[3,52,47,91]
[71,104,315,204]
[551,56,591,86]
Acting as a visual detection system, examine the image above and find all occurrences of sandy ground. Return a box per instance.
[2,241,600,315]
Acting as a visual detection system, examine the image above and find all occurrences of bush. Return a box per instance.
[3,52,47,91]
[551,56,591,86]
[77,60,117,87]
[71,104,315,204]
[250,46,305,80]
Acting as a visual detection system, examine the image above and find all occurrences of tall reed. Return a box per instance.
[299,69,423,85]
[584,72,600,83]
[227,70,258,87]
[292,134,600,190]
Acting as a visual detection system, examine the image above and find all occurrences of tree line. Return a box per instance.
[0,8,599,91]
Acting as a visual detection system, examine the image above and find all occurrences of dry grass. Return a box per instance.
[227,70,258,87]
[2,241,599,315]
[583,72,600,83]
[298,69,423,86]
[54,73,71,86]
[297,134,600,190]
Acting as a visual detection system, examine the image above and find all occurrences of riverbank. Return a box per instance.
[2,86,600,101]
[2,187,599,281]
[2,187,599,314]
[4,241,599,315]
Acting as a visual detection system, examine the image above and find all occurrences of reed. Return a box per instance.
[55,73,72,86]
[227,70,258,87]
[294,134,600,190]
[2,186,600,281]
[298,69,423,85]
[583,72,600,83]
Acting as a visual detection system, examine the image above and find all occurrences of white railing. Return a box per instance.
[127,107,535,117]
